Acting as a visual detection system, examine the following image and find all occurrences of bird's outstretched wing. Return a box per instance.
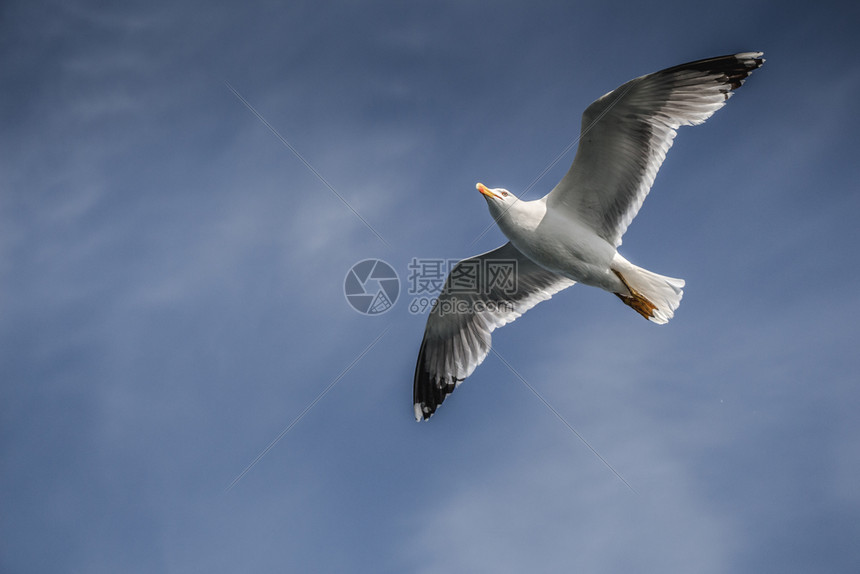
[546,52,764,247]
[413,242,575,420]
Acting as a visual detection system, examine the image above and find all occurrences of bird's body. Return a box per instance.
[492,195,622,293]
[413,52,765,421]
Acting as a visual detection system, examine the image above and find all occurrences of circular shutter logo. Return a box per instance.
[344,259,400,315]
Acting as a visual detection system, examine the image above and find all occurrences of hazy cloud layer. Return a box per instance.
[2,1,859,572]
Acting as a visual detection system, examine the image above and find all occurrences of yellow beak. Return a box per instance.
[476,182,499,199]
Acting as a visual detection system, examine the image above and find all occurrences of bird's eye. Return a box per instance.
[501,191,509,197]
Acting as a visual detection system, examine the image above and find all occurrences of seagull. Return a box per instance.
[413,52,765,421]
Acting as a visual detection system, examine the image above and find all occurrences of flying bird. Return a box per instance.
[413,52,765,421]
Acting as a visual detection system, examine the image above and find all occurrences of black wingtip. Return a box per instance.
[726,52,765,90]
[668,51,764,96]
[656,51,763,99]
[412,339,458,421]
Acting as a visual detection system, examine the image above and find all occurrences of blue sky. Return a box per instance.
[2,1,859,572]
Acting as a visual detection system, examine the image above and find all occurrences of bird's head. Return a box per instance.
[476,183,517,217]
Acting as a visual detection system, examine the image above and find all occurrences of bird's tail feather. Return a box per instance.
[614,263,684,324]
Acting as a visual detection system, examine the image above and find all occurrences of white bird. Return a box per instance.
[413,52,765,421]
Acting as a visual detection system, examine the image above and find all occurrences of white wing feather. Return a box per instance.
[413,242,575,420]
[546,52,764,246]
